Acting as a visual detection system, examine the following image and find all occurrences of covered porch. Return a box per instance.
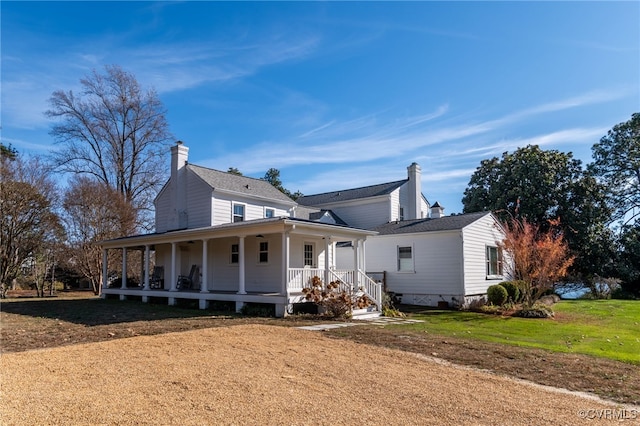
[101,217,380,317]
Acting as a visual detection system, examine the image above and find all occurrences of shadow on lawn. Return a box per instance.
[397,304,516,322]
[1,297,220,326]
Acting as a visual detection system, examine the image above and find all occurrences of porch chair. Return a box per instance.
[177,264,197,290]
[149,266,164,289]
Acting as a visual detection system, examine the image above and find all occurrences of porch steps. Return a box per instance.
[351,308,381,320]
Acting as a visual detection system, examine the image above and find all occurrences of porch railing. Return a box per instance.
[286,268,382,310]
[358,269,382,310]
[287,268,323,292]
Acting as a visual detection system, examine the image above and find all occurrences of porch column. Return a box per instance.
[121,247,127,288]
[282,232,290,295]
[143,245,150,290]
[361,239,367,272]
[324,236,330,285]
[170,242,177,291]
[139,249,145,288]
[200,239,209,293]
[237,236,246,294]
[353,239,360,290]
[102,248,108,289]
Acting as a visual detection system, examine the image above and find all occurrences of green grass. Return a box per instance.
[402,300,640,364]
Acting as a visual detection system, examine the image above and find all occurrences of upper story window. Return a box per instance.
[486,246,503,278]
[259,241,269,263]
[230,244,239,264]
[397,246,413,272]
[265,208,275,218]
[399,206,405,221]
[233,204,245,223]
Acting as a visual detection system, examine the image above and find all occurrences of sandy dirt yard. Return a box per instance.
[0,324,635,425]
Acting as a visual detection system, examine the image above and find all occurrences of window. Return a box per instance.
[486,246,503,277]
[259,241,269,263]
[304,243,314,267]
[265,208,275,218]
[233,204,245,222]
[398,246,413,272]
[230,244,239,264]
[399,206,405,221]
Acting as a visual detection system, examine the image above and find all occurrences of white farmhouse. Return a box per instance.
[101,142,507,316]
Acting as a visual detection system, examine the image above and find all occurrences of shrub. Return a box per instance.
[382,292,405,318]
[301,276,372,319]
[487,284,508,306]
[516,303,554,318]
[500,281,521,303]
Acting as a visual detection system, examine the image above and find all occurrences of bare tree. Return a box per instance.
[0,148,61,297]
[46,65,172,230]
[62,176,136,295]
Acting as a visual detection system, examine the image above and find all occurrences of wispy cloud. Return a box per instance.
[203,89,621,182]
[3,29,320,132]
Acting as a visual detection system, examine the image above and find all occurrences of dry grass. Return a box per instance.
[1,291,639,425]
[1,324,632,426]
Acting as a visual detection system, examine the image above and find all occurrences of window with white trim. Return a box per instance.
[233,204,245,223]
[486,246,503,278]
[258,241,269,263]
[397,246,413,272]
[265,208,275,218]
[230,244,239,264]
[304,243,314,267]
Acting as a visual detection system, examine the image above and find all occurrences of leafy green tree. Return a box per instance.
[261,168,302,200]
[1,143,17,161]
[227,167,243,176]
[617,224,640,294]
[589,113,640,226]
[462,145,614,282]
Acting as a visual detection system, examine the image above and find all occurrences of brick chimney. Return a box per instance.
[407,162,422,220]
[170,141,189,229]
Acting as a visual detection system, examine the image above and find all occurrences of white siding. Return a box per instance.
[154,187,173,233]
[461,214,507,295]
[328,198,391,229]
[397,185,409,220]
[212,193,291,226]
[366,232,464,296]
[420,198,429,219]
[185,171,213,229]
[389,188,401,222]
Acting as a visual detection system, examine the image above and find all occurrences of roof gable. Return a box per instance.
[188,164,296,204]
[371,211,492,235]
[297,179,408,206]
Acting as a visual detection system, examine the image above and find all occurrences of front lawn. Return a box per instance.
[400,299,640,364]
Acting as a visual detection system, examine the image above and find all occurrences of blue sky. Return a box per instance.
[2,1,639,214]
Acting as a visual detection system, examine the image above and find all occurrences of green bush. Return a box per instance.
[500,281,521,303]
[487,284,508,306]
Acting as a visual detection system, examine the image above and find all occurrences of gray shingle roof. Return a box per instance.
[293,205,349,226]
[297,179,408,206]
[188,164,296,204]
[371,211,491,235]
